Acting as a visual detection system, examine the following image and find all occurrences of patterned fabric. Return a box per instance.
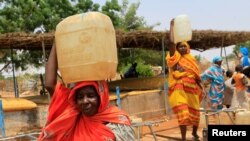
[201,62,225,110]
[38,81,133,141]
[106,123,135,141]
[166,42,202,126]
[167,42,201,88]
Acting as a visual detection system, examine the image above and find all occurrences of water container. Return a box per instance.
[235,110,250,124]
[55,12,118,84]
[199,112,207,128]
[173,14,192,43]
[215,112,234,125]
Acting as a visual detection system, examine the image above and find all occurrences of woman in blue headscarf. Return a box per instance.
[201,56,225,110]
[240,47,250,78]
[240,47,250,68]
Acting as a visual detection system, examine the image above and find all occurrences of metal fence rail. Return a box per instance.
[0,132,40,141]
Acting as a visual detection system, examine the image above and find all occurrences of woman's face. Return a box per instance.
[215,60,222,66]
[177,43,188,55]
[75,86,100,116]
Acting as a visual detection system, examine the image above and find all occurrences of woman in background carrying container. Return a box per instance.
[38,12,135,141]
[166,15,203,141]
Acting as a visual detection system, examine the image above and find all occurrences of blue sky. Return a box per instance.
[92,0,249,62]
[93,0,250,31]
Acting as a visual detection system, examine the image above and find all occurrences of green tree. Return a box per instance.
[101,0,121,27]
[118,48,163,76]
[101,0,149,31]
[0,0,100,33]
[118,0,147,31]
[0,0,100,73]
[0,0,150,74]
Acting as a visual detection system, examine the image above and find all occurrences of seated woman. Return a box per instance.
[38,43,135,141]
[123,63,139,78]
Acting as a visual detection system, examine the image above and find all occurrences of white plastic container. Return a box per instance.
[173,14,192,43]
[55,12,118,84]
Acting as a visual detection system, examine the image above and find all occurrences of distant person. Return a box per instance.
[239,47,250,78]
[123,63,139,78]
[239,47,250,68]
[223,70,234,108]
[231,64,249,110]
[38,43,135,141]
[166,19,203,141]
[201,56,225,110]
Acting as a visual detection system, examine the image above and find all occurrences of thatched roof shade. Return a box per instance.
[116,30,250,51]
[1,30,250,51]
[190,30,250,51]
[0,32,54,50]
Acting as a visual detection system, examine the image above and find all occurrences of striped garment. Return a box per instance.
[166,42,202,126]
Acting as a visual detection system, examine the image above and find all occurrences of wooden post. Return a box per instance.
[10,48,19,98]
[162,36,171,117]
[41,39,50,102]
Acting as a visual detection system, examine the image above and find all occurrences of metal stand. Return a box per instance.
[0,132,40,141]
[132,119,165,141]
[200,108,245,141]
[200,108,241,127]
[116,86,121,109]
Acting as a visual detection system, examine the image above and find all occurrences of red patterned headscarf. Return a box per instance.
[38,81,131,141]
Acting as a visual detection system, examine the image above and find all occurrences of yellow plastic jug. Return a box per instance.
[173,14,192,43]
[55,12,118,83]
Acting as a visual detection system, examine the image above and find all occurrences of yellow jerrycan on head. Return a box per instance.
[55,12,118,84]
[173,14,192,44]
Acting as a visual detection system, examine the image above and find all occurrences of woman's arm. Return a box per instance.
[231,78,235,85]
[45,42,58,96]
[242,75,248,85]
[169,19,176,56]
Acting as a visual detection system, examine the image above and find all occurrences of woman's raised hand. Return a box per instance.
[169,19,175,43]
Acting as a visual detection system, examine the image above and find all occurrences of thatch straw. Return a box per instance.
[0,30,250,51]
